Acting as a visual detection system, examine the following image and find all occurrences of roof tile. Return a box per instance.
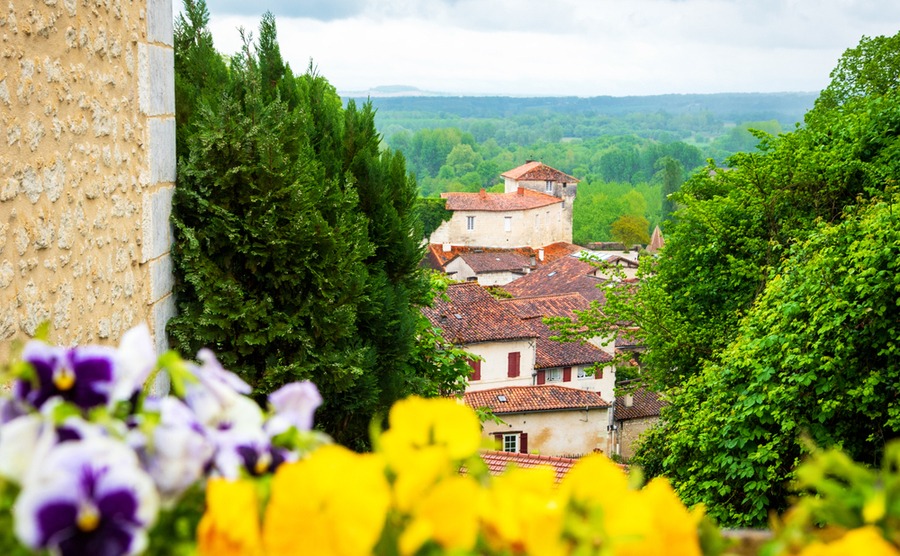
[505,255,607,303]
[442,188,562,212]
[421,282,537,344]
[464,384,609,414]
[500,162,580,184]
[477,450,577,482]
[615,385,666,420]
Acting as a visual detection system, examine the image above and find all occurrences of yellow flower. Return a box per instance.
[379,396,481,465]
[398,475,483,555]
[197,478,263,556]
[797,526,900,556]
[612,478,703,556]
[482,465,567,556]
[391,447,456,514]
[263,445,390,556]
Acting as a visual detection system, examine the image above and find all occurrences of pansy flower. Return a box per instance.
[16,341,117,411]
[14,436,159,556]
[266,381,322,437]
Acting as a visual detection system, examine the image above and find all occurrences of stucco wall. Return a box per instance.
[544,364,616,405]
[430,203,570,249]
[616,415,659,461]
[0,0,175,359]
[484,408,610,457]
[463,339,536,392]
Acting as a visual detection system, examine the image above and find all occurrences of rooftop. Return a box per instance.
[615,385,666,421]
[500,161,580,184]
[477,450,578,483]
[464,384,609,414]
[423,242,579,273]
[421,282,537,344]
[504,254,608,303]
[442,188,562,212]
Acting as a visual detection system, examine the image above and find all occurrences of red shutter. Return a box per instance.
[595,367,604,380]
[563,367,572,382]
[536,369,546,385]
[508,352,521,378]
[520,433,528,453]
[469,359,481,381]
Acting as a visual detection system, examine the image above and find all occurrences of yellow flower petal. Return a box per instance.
[198,478,263,556]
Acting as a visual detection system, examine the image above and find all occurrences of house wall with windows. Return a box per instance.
[463,339,536,392]
[483,408,610,457]
[429,202,569,249]
[537,364,617,404]
[0,0,176,359]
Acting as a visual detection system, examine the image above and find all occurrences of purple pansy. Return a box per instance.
[266,381,322,436]
[17,342,117,410]
[14,436,158,556]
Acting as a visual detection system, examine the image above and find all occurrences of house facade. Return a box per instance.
[465,385,611,457]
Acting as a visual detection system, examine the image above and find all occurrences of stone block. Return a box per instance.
[138,44,174,116]
[141,185,173,263]
[148,117,176,184]
[148,252,174,304]
[147,0,174,46]
[151,292,176,355]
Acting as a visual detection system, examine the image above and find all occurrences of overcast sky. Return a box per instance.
[201,0,900,97]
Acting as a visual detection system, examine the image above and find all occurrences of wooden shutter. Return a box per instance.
[536,369,546,385]
[563,367,572,382]
[595,366,604,380]
[469,359,481,381]
[520,433,528,453]
[507,352,521,378]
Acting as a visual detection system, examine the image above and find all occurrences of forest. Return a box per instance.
[345,92,813,243]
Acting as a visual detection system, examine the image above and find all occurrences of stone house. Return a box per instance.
[423,242,579,285]
[464,385,610,457]
[613,384,666,461]
[428,161,579,249]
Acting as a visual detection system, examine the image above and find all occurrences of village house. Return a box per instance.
[612,383,666,461]
[464,385,611,457]
[423,242,578,285]
[428,161,579,249]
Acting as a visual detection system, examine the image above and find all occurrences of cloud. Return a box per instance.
[208,0,366,20]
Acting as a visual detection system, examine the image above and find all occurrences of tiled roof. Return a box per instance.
[532,320,611,369]
[501,293,590,319]
[478,450,577,482]
[442,188,562,212]
[648,225,665,254]
[424,243,580,272]
[457,251,531,274]
[501,161,580,184]
[615,385,666,421]
[504,255,607,303]
[421,282,538,344]
[464,385,609,414]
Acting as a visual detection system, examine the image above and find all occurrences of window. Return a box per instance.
[504,216,512,232]
[503,434,519,453]
[507,351,521,378]
[494,432,528,453]
[466,215,475,231]
[546,368,563,382]
[468,358,481,381]
[545,180,553,192]
[577,367,589,379]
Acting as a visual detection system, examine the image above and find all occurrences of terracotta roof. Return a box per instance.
[464,385,609,414]
[478,450,577,482]
[500,161,580,184]
[421,282,538,344]
[504,255,607,303]
[532,320,611,369]
[648,225,665,254]
[442,188,562,212]
[424,243,580,272]
[501,293,590,319]
[615,386,666,421]
[456,251,531,274]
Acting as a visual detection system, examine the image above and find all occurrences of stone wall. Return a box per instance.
[0,0,175,359]
[616,415,658,461]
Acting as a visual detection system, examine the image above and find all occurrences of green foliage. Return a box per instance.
[610,214,651,247]
[416,197,453,237]
[170,3,469,448]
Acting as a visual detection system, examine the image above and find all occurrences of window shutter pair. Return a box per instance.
[468,359,481,381]
[563,367,572,382]
[508,352,521,378]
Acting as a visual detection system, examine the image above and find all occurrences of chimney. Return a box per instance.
[442,243,451,252]
[538,248,545,261]
[479,188,487,199]
[517,186,525,196]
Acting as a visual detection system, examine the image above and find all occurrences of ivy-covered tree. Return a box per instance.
[552,30,900,526]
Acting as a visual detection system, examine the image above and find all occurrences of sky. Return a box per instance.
[200,0,900,97]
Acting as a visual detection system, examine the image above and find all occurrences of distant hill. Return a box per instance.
[343,92,819,127]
